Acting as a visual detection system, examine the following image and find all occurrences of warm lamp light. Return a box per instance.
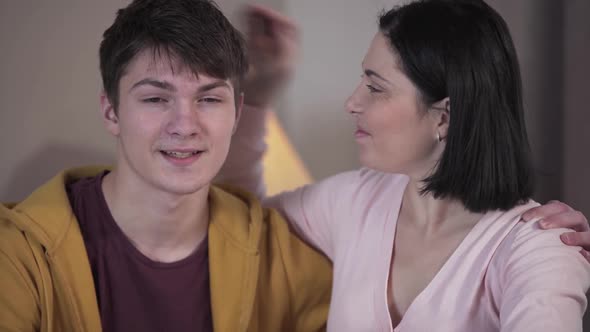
[262,112,313,195]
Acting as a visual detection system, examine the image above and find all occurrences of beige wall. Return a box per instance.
[0,0,281,202]
[0,0,589,328]
[279,0,399,179]
[1,0,588,215]
[0,1,125,201]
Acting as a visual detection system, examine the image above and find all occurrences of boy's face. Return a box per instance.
[101,49,242,196]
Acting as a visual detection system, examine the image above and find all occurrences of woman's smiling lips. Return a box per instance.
[354,126,371,140]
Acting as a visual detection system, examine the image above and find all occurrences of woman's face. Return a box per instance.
[346,32,447,179]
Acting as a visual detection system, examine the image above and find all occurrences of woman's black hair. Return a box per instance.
[379,0,534,212]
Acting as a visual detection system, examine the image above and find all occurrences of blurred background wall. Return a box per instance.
[0,0,590,316]
[1,0,589,327]
[2,0,587,210]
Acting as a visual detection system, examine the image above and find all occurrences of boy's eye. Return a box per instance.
[143,97,167,103]
[200,97,222,103]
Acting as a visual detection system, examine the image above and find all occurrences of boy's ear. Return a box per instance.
[100,92,120,136]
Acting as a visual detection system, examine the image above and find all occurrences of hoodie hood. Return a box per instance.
[1,167,109,253]
[2,166,266,254]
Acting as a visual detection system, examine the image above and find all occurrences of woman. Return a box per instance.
[221,0,590,330]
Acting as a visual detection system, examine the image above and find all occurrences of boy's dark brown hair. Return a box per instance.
[99,0,248,110]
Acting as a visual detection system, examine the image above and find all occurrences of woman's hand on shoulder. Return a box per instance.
[522,200,590,262]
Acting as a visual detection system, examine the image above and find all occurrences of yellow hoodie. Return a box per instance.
[0,167,332,331]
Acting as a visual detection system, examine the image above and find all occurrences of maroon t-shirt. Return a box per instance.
[67,172,213,332]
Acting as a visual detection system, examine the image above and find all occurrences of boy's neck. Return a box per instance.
[101,170,210,263]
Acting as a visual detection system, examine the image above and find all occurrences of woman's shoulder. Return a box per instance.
[486,201,590,330]
[499,200,569,250]
[315,168,409,195]
[486,200,565,254]
[489,200,587,276]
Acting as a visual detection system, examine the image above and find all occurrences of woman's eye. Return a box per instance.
[366,85,382,93]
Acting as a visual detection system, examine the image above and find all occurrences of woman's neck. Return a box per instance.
[400,177,483,235]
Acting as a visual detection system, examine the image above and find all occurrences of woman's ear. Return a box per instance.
[431,97,450,141]
[100,92,120,136]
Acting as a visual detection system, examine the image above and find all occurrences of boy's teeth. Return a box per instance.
[164,151,195,158]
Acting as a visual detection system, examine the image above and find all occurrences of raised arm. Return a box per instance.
[216,4,299,199]
[217,5,345,258]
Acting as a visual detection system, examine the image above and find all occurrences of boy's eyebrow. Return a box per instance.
[129,78,231,93]
[130,78,176,92]
[198,80,231,92]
